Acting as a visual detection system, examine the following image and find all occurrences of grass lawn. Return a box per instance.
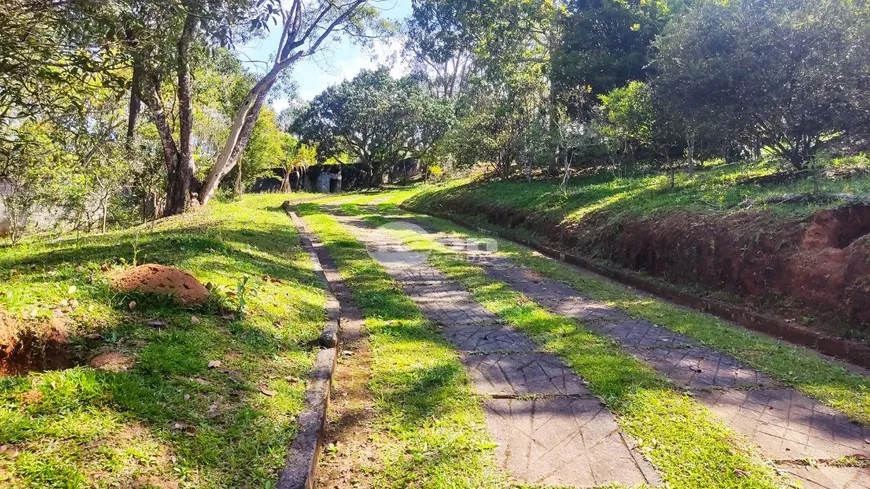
[379,197,870,426]
[336,202,785,489]
[0,195,326,488]
[410,157,870,224]
[296,204,509,489]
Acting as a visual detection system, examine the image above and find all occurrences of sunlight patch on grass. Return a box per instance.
[0,195,325,488]
[298,205,507,489]
[340,203,789,489]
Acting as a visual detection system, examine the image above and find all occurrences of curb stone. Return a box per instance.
[402,205,870,370]
[276,203,340,489]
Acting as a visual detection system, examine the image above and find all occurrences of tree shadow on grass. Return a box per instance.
[0,203,332,487]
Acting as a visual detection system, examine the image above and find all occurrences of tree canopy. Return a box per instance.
[292,68,455,186]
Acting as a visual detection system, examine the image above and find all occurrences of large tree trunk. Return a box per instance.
[686,132,696,178]
[164,14,199,216]
[199,76,276,206]
[126,64,142,148]
[197,0,367,206]
[280,167,291,193]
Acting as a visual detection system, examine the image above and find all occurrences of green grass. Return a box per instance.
[409,157,870,224]
[400,209,870,426]
[349,191,870,426]
[336,202,784,489]
[0,195,326,488]
[296,204,508,489]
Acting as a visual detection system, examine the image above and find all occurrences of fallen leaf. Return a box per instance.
[258,384,277,397]
[60,299,69,307]
[284,376,300,383]
[207,360,222,368]
[68,285,77,294]
[190,316,201,324]
[207,404,220,418]
[193,377,209,385]
[53,308,65,317]
[146,320,166,328]
[69,299,79,309]
[183,394,190,401]
[128,300,137,310]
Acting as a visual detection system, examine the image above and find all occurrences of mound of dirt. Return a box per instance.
[89,351,134,372]
[111,264,209,306]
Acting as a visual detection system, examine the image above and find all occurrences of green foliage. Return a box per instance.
[292,68,455,186]
[298,205,507,488]
[597,81,654,168]
[652,0,870,169]
[553,0,678,100]
[0,195,325,487]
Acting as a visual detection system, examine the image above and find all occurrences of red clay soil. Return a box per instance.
[89,351,134,372]
[426,197,870,336]
[0,312,73,376]
[111,264,209,306]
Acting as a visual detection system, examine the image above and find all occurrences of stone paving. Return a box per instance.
[327,211,661,488]
[411,218,870,488]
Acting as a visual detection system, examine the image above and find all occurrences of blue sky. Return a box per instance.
[235,0,412,109]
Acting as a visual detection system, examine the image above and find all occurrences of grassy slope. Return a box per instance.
[296,204,509,488]
[0,195,325,488]
[384,183,870,425]
[339,202,784,489]
[411,159,870,224]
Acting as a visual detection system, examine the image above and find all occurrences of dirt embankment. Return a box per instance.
[421,196,870,335]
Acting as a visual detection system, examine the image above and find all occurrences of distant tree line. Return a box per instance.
[290,0,868,184]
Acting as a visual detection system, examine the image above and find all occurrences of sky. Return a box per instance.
[234,0,413,111]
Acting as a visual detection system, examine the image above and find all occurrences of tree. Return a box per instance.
[552,0,677,101]
[277,134,316,192]
[197,0,385,207]
[404,0,475,99]
[0,0,129,138]
[232,107,284,196]
[598,81,654,173]
[406,0,562,176]
[652,0,870,170]
[292,69,455,186]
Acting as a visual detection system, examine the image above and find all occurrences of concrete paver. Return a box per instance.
[696,388,869,460]
[327,210,661,488]
[463,353,589,396]
[441,324,537,352]
[405,216,870,487]
[485,397,659,487]
[785,465,870,489]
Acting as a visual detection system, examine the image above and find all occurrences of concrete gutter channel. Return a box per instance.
[402,205,870,370]
[276,205,340,489]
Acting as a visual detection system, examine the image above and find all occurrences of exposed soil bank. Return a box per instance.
[0,329,75,376]
[410,193,870,338]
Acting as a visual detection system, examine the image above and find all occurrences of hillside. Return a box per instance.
[409,159,870,339]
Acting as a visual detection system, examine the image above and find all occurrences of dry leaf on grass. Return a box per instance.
[258,384,278,397]
[207,360,221,368]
